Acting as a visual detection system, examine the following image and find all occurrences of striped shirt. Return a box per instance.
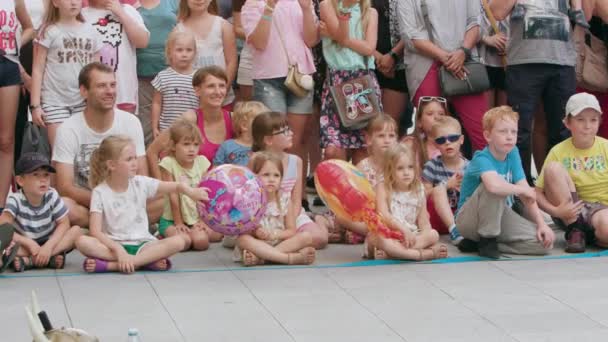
[3,188,68,243]
[151,67,199,130]
[422,156,469,211]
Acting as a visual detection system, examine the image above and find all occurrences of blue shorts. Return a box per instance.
[253,77,313,114]
[0,56,21,88]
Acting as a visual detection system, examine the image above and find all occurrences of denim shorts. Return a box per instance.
[253,77,313,114]
[0,56,21,88]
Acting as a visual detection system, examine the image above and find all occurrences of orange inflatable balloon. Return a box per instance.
[314,159,404,241]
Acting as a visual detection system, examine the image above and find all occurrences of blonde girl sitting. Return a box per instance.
[316,114,398,244]
[370,143,448,261]
[76,135,209,274]
[158,120,216,251]
[235,152,316,266]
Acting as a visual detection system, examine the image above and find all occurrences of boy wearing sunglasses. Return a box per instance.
[455,106,555,259]
[422,116,468,246]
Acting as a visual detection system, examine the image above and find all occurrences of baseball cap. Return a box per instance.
[565,93,603,117]
[15,152,56,175]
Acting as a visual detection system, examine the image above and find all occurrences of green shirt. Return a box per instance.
[159,156,211,225]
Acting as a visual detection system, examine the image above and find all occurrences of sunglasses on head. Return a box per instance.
[434,134,461,145]
[418,96,447,109]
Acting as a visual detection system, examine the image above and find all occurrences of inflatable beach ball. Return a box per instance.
[198,165,267,236]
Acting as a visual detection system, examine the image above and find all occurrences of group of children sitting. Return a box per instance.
[1,92,606,274]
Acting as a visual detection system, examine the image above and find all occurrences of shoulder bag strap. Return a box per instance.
[271,16,294,67]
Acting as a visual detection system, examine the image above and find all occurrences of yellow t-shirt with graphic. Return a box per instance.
[159,156,211,225]
[536,137,608,204]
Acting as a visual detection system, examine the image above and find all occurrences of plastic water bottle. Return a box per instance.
[128,328,141,342]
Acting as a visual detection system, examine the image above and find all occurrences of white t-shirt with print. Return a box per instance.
[82,5,148,107]
[90,175,159,245]
[52,109,146,189]
[37,23,102,106]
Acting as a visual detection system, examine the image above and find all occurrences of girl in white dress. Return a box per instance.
[371,143,448,260]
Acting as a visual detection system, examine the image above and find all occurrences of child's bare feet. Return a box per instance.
[288,247,316,265]
[145,258,171,271]
[373,247,387,260]
[242,249,264,266]
[418,244,448,261]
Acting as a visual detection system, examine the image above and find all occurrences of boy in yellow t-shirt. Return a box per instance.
[536,93,608,253]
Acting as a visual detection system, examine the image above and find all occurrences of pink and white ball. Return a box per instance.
[197,165,267,236]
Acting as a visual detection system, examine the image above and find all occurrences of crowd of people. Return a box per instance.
[0,0,607,273]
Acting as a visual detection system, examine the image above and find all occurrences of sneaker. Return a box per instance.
[312,196,324,207]
[565,228,586,253]
[478,237,500,259]
[449,227,464,245]
[302,199,311,213]
[306,176,317,194]
[457,238,479,253]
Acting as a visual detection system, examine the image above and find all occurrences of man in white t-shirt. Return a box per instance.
[53,62,159,227]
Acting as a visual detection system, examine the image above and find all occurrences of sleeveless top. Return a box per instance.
[389,183,425,233]
[196,108,234,162]
[322,4,375,70]
[175,18,235,105]
[0,0,20,61]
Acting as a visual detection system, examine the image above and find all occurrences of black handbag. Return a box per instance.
[439,62,491,97]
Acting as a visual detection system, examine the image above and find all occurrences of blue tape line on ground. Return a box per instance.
[2,250,607,279]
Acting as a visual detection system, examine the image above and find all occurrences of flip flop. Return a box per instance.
[0,223,15,252]
[83,258,110,273]
[143,258,172,271]
[0,242,19,273]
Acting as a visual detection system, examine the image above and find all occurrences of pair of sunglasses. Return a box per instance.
[271,126,292,136]
[434,134,461,145]
[418,96,447,108]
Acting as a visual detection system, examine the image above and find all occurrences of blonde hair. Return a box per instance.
[89,135,134,188]
[40,0,84,37]
[251,112,289,152]
[383,143,421,201]
[366,113,397,135]
[178,0,218,20]
[250,151,284,209]
[330,0,371,37]
[232,101,269,137]
[430,116,462,138]
[482,106,519,132]
[164,30,197,66]
[168,119,203,156]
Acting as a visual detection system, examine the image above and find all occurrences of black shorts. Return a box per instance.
[0,56,21,88]
[375,69,408,93]
[486,65,506,90]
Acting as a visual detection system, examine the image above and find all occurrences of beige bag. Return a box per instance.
[574,25,608,92]
[274,20,312,98]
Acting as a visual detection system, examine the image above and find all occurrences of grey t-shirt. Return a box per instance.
[507,0,576,66]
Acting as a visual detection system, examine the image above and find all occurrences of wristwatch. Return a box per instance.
[389,50,399,62]
[459,46,472,60]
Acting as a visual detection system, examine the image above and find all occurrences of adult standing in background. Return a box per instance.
[137,0,179,146]
[398,0,488,152]
[233,0,253,101]
[491,0,587,183]
[242,0,319,206]
[0,0,34,213]
[372,0,410,128]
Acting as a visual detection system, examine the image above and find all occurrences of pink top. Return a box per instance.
[241,0,317,79]
[196,109,234,163]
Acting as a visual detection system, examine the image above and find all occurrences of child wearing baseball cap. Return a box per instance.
[535,93,608,253]
[0,152,82,272]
